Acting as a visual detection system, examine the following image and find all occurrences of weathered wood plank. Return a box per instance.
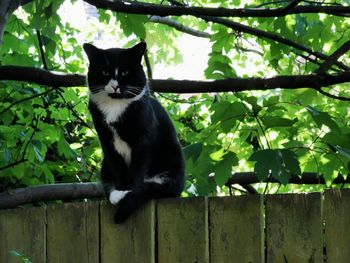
[47,202,99,263]
[157,197,209,263]
[0,206,46,263]
[100,200,155,263]
[266,193,323,263]
[209,195,264,263]
[324,189,350,263]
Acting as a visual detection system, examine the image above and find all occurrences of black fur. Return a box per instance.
[83,42,185,223]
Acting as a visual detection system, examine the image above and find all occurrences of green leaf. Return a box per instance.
[2,147,12,163]
[236,94,262,113]
[211,101,247,132]
[183,142,202,163]
[99,9,112,23]
[9,163,26,180]
[117,14,147,38]
[261,116,297,128]
[57,138,76,159]
[30,140,45,163]
[213,151,238,186]
[323,131,350,149]
[249,149,301,185]
[306,106,340,132]
[335,146,350,160]
[41,164,55,184]
[319,154,342,185]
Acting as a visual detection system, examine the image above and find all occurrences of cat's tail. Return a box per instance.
[113,171,184,224]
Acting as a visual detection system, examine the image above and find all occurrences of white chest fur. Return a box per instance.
[90,88,146,165]
[112,130,131,166]
[90,88,146,124]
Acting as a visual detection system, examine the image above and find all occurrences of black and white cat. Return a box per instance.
[83,42,185,223]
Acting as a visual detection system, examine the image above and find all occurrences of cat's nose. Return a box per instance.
[112,86,121,94]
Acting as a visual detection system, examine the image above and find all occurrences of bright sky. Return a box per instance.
[58,0,211,80]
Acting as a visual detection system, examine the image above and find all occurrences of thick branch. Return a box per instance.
[0,182,104,209]
[1,66,350,94]
[0,66,86,87]
[83,0,350,18]
[1,171,349,209]
[151,71,350,93]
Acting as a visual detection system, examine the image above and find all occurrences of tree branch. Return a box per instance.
[0,182,104,209]
[150,71,350,93]
[0,87,55,116]
[148,16,211,38]
[0,66,86,87]
[83,0,350,18]
[315,39,350,74]
[314,86,350,101]
[1,171,349,209]
[225,172,350,185]
[1,66,350,94]
[165,0,349,71]
[36,30,48,70]
[0,159,27,172]
[203,16,349,71]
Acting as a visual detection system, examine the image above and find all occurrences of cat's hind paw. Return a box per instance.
[109,190,130,205]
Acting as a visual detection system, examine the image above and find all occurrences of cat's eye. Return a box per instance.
[102,70,109,76]
[121,71,129,77]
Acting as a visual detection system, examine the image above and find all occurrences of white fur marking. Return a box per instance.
[113,130,132,165]
[144,175,167,185]
[109,190,130,205]
[90,87,146,123]
[105,79,119,94]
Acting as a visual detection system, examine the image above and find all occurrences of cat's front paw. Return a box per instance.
[109,190,130,205]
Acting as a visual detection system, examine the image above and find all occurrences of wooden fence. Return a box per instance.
[1,189,350,263]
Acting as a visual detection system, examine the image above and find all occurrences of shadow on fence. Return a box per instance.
[1,189,350,263]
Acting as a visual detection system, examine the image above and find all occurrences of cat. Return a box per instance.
[83,42,185,223]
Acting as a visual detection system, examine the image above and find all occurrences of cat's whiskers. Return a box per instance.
[89,85,104,92]
[125,90,140,97]
[126,86,143,92]
[124,86,146,98]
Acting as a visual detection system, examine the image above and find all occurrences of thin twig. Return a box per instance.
[314,86,350,101]
[0,88,55,116]
[0,159,27,171]
[20,117,39,161]
[36,30,48,70]
[56,88,94,131]
[148,16,211,38]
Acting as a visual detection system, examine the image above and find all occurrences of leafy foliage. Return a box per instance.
[0,0,350,195]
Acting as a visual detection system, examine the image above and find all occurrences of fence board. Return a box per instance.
[157,197,209,263]
[100,200,155,263]
[0,206,46,263]
[266,193,323,263]
[324,189,350,263]
[209,195,264,263]
[47,202,99,263]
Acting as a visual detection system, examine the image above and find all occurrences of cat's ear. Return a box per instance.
[83,43,101,62]
[129,42,147,63]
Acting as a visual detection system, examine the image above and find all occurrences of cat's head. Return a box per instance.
[83,42,147,99]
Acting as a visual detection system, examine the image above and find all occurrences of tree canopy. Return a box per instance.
[0,0,350,196]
